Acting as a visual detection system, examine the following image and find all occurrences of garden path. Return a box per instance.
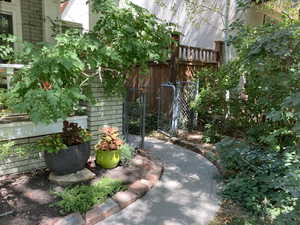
[96,137,221,225]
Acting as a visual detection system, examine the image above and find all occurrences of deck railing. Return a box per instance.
[0,64,24,89]
[178,45,219,63]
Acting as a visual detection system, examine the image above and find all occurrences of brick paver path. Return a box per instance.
[96,137,220,225]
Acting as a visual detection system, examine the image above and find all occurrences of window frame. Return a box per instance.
[0,0,23,51]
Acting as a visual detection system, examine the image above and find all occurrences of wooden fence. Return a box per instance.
[126,40,224,111]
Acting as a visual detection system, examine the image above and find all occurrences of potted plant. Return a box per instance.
[95,127,124,169]
[37,121,92,175]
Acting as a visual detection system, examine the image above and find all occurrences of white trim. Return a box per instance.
[0,0,23,51]
[42,0,60,42]
[0,116,88,141]
[0,63,24,69]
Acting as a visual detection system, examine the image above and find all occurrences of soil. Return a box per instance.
[0,155,146,225]
[0,169,62,225]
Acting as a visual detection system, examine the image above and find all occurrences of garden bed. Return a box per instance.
[0,115,87,141]
[0,152,163,225]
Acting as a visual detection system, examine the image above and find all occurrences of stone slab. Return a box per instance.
[49,168,96,186]
[128,180,149,197]
[112,191,139,209]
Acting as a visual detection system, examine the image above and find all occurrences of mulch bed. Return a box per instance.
[0,153,148,225]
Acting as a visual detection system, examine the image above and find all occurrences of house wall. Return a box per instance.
[0,0,23,50]
[0,137,46,176]
[118,0,239,49]
[20,0,43,43]
[87,78,123,149]
[1,0,60,44]
[117,0,265,49]
[43,0,60,43]
[245,7,265,25]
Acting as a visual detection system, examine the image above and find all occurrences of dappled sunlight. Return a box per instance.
[97,137,220,225]
[162,178,183,190]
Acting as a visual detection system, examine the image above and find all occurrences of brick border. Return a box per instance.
[52,155,163,225]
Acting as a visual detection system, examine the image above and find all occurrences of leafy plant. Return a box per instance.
[0,34,15,63]
[61,120,90,146]
[193,16,300,224]
[37,121,91,154]
[52,177,124,214]
[0,141,29,161]
[95,127,124,152]
[217,137,300,221]
[120,143,135,165]
[6,0,175,124]
[0,88,8,113]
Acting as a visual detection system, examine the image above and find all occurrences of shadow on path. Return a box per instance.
[97,137,221,225]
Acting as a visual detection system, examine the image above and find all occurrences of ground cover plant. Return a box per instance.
[52,177,124,214]
[193,15,300,225]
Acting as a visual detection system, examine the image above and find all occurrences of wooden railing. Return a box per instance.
[178,45,219,63]
[0,64,24,89]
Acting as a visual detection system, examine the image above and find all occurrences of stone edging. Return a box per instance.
[52,155,164,225]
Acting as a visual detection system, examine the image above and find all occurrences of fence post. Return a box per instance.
[171,84,179,135]
[170,34,180,84]
[214,41,224,65]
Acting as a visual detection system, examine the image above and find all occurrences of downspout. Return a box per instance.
[224,0,230,63]
[224,0,231,119]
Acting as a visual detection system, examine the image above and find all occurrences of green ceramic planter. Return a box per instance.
[96,149,121,169]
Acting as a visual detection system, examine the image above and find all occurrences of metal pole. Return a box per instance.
[141,90,146,149]
[157,86,162,131]
[123,90,129,142]
[224,0,231,63]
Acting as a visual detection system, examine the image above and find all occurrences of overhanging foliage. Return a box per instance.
[5,0,175,124]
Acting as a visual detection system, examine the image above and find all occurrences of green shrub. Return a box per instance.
[120,143,135,165]
[193,17,300,224]
[217,137,300,221]
[52,177,125,214]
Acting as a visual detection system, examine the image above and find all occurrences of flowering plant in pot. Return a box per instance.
[95,127,124,169]
[37,121,92,175]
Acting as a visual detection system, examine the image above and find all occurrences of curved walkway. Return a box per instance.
[96,137,221,225]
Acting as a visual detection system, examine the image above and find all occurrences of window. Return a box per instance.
[0,13,13,35]
[0,13,13,63]
[0,0,22,50]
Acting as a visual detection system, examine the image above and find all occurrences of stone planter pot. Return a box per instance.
[44,142,90,175]
[96,149,120,169]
